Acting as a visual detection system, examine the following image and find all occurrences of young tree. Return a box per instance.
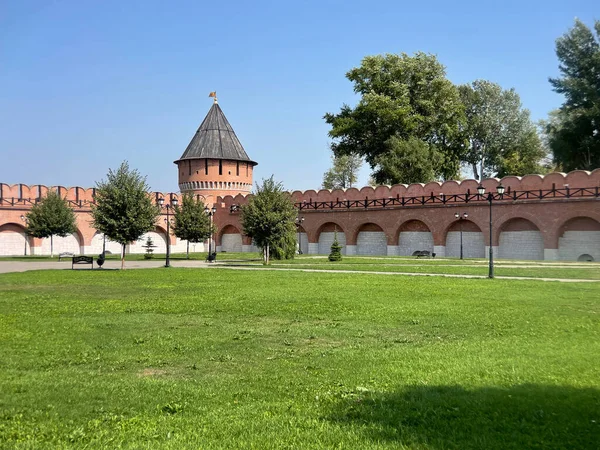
[547,19,600,171]
[91,161,160,269]
[25,190,77,257]
[240,176,297,264]
[328,231,342,262]
[459,80,545,180]
[324,52,466,184]
[171,193,212,259]
[322,154,363,189]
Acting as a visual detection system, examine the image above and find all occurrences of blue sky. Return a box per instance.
[0,0,597,192]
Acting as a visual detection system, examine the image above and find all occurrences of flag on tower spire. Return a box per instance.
[209,91,217,103]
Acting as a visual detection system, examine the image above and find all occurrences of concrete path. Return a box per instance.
[0,259,598,283]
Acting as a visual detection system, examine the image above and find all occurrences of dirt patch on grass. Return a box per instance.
[138,368,167,377]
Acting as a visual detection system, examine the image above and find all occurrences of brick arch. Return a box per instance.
[0,222,30,256]
[355,222,387,256]
[348,221,389,245]
[444,219,484,258]
[219,224,243,252]
[498,217,543,260]
[546,209,600,249]
[0,222,27,233]
[557,216,600,261]
[316,222,346,255]
[493,210,546,247]
[397,219,434,256]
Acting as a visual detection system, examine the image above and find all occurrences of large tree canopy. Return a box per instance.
[91,161,159,269]
[459,80,546,180]
[547,19,600,171]
[324,52,466,185]
[240,177,297,264]
[25,190,77,257]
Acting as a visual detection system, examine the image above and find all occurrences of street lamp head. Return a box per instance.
[158,197,165,207]
[204,206,209,214]
[20,215,25,221]
[454,212,459,219]
[477,184,485,196]
[211,206,217,214]
[464,213,468,218]
[172,198,178,207]
[496,184,505,195]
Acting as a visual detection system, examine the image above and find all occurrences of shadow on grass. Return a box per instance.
[327,384,598,449]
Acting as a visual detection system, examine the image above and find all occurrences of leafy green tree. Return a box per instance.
[240,176,297,264]
[459,80,546,180]
[373,136,443,185]
[547,19,600,171]
[25,190,77,257]
[324,52,466,184]
[91,161,160,269]
[322,153,363,189]
[171,193,212,259]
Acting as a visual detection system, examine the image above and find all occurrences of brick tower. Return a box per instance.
[174,94,257,205]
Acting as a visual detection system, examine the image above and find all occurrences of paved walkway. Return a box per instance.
[0,260,598,283]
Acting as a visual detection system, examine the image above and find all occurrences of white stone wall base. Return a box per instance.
[544,248,559,261]
[484,246,500,258]
[433,246,446,258]
[387,245,398,256]
[346,245,357,256]
[215,246,222,253]
[308,243,319,255]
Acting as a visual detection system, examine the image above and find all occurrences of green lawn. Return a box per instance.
[0,268,598,449]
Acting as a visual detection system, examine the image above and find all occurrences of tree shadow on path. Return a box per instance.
[327,384,599,449]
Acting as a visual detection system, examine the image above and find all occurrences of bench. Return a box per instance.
[412,250,436,258]
[58,252,75,261]
[72,255,94,269]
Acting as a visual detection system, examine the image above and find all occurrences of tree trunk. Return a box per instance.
[266,244,270,265]
[472,163,479,182]
[121,243,126,270]
[50,235,54,258]
[187,241,189,259]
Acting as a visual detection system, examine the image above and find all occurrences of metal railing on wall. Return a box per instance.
[295,186,600,211]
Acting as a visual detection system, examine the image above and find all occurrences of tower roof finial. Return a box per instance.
[209,91,218,104]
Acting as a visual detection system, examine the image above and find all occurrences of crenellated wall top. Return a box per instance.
[0,183,182,208]
[3,169,600,209]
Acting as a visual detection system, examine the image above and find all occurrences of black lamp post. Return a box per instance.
[477,183,505,278]
[204,205,217,259]
[20,215,29,256]
[454,212,468,260]
[158,197,178,268]
[295,216,305,254]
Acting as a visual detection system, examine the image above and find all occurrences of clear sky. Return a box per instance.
[0,0,597,193]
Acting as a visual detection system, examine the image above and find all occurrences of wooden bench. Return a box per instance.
[72,255,94,269]
[58,252,75,261]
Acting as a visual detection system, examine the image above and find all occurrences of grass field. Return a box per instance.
[0,267,598,449]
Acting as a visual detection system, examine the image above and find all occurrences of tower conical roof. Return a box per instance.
[175,102,257,165]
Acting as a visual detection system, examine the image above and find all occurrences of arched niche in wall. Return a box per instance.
[498,218,543,260]
[558,217,600,262]
[0,223,29,256]
[445,219,484,258]
[220,224,243,253]
[356,223,387,256]
[317,222,346,255]
[397,220,433,256]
